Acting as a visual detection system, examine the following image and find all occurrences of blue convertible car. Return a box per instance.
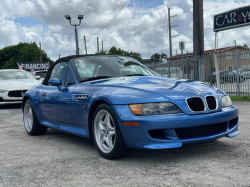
[22,55,240,159]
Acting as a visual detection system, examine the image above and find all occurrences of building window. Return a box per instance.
[226,52,233,60]
[241,53,250,60]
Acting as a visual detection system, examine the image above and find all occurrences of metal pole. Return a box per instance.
[97,37,99,53]
[214,32,220,89]
[74,26,79,55]
[181,49,184,78]
[84,35,87,55]
[168,8,172,57]
[236,49,240,96]
[187,57,190,79]
[168,60,170,78]
[209,54,213,86]
[102,40,103,52]
[193,0,204,56]
[59,54,60,59]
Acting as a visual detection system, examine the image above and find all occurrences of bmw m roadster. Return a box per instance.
[22,55,240,159]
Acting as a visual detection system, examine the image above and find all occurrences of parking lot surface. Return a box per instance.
[0,102,249,186]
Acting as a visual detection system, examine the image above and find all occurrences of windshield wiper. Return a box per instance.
[123,74,146,76]
[80,76,113,83]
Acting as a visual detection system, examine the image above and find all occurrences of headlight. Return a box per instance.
[129,102,183,116]
[0,89,6,93]
[221,95,232,108]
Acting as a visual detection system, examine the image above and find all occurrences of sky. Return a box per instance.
[0,0,249,61]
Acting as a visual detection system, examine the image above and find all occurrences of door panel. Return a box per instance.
[39,85,75,125]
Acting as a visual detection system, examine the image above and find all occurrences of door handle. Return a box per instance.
[41,92,46,96]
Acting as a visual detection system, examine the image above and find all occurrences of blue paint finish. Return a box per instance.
[40,119,90,138]
[227,130,240,138]
[38,84,75,125]
[143,143,182,149]
[112,104,239,149]
[23,56,240,150]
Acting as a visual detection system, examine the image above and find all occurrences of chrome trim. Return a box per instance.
[205,96,218,111]
[71,94,88,101]
[185,97,206,113]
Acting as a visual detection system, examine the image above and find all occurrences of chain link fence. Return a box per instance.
[145,49,250,96]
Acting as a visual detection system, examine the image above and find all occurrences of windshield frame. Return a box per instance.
[71,55,158,83]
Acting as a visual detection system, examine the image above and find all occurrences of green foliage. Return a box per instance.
[108,46,143,63]
[230,96,250,101]
[243,44,248,48]
[0,42,54,69]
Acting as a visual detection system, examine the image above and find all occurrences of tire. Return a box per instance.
[23,99,47,136]
[92,104,130,160]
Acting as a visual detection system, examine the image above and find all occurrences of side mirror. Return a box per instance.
[35,75,41,80]
[49,78,63,91]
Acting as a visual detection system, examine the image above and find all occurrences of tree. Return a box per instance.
[107,46,143,63]
[244,44,248,48]
[0,42,54,69]
[160,53,167,62]
[151,53,161,62]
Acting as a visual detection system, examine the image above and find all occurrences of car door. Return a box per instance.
[39,62,76,125]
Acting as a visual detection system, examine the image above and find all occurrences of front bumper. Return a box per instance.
[0,92,23,105]
[112,105,239,149]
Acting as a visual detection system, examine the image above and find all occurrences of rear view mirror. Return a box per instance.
[49,78,63,91]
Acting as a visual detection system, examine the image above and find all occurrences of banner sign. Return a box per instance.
[214,6,250,32]
[17,62,50,71]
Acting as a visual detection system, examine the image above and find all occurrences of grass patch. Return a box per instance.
[230,96,250,101]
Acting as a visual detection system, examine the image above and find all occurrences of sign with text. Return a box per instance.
[18,62,50,71]
[214,6,250,32]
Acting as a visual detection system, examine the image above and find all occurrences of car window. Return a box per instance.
[65,65,76,86]
[50,62,68,85]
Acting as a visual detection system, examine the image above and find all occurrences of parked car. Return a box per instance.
[207,71,244,84]
[154,67,182,79]
[31,70,48,82]
[233,68,250,79]
[0,69,40,105]
[22,55,239,159]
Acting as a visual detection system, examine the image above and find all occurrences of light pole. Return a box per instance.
[65,15,84,55]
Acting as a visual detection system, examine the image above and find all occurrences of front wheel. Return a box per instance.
[92,104,130,160]
[23,100,47,136]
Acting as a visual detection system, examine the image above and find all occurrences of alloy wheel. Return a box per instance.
[94,110,116,153]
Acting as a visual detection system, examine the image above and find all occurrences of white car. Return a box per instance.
[0,69,40,105]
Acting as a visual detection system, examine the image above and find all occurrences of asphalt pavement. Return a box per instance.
[0,102,249,186]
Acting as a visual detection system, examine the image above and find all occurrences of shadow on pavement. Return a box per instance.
[0,104,22,110]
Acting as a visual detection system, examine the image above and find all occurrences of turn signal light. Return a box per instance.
[123,122,139,126]
[128,104,143,115]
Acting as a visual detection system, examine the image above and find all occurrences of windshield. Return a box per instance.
[0,71,36,81]
[72,56,156,81]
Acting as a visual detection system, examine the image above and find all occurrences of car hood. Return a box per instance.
[0,79,40,91]
[80,76,224,115]
[85,76,219,96]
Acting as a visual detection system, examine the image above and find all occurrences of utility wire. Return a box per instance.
[93,0,128,35]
